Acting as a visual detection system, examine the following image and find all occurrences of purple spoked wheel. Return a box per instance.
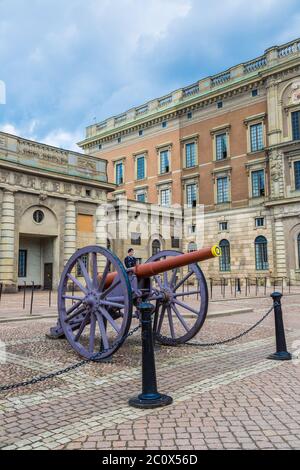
[58,246,133,360]
[146,250,208,345]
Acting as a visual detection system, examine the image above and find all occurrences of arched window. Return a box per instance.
[219,239,231,272]
[255,236,269,270]
[188,242,197,253]
[152,239,161,256]
[298,233,300,269]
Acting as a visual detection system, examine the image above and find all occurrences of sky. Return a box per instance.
[0,0,300,151]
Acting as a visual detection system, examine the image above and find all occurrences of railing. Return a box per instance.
[87,37,300,139]
[158,95,172,107]
[211,71,231,87]
[183,84,200,97]
[244,56,267,73]
[136,105,149,116]
[205,276,300,300]
[96,121,107,131]
[278,39,300,58]
[114,113,127,125]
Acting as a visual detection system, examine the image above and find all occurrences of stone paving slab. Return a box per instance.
[0,294,299,450]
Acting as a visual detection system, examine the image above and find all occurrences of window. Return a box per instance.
[292,111,300,141]
[252,170,265,197]
[255,217,265,228]
[252,89,258,97]
[18,250,27,278]
[152,239,161,255]
[131,233,141,245]
[250,123,264,152]
[185,142,196,168]
[136,155,145,180]
[219,240,231,272]
[186,184,197,208]
[298,234,300,269]
[188,224,196,234]
[115,162,124,185]
[33,210,45,224]
[219,221,228,231]
[99,144,102,150]
[217,101,223,109]
[136,192,146,203]
[139,130,144,136]
[171,236,180,248]
[187,112,193,120]
[216,134,227,160]
[117,137,122,143]
[255,236,269,270]
[86,189,91,197]
[188,242,197,253]
[77,254,89,277]
[160,188,171,207]
[217,177,229,204]
[162,121,167,128]
[294,161,300,190]
[160,150,170,174]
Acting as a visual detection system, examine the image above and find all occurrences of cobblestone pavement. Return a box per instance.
[0,294,299,450]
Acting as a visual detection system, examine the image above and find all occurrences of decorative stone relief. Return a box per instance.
[77,158,96,172]
[269,151,285,198]
[290,81,300,105]
[18,140,68,166]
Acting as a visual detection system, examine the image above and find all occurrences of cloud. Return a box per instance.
[0,0,299,149]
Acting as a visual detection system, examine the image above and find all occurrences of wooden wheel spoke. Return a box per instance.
[157,305,166,334]
[170,268,178,288]
[163,271,169,288]
[106,296,125,302]
[101,300,125,309]
[174,271,193,291]
[173,299,199,315]
[98,307,121,334]
[66,305,87,323]
[167,305,176,339]
[89,314,96,353]
[63,295,85,302]
[174,290,201,298]
[74,314,90,341]
[78,258,93,290]
[98,260,112,292]
[91,252,99,288]
[67,274,88,294]
[101,278,121,298]
[171,303,190,332]
[95,311,109,350]
[154,275,163,290]
[66,299,83,315]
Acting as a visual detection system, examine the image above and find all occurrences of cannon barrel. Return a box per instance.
[102,245,221,288]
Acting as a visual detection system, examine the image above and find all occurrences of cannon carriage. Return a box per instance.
[49,245,221,360]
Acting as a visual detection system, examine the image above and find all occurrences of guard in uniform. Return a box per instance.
[124,248,137,270]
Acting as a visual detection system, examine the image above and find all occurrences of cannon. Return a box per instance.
[48,245,221,360]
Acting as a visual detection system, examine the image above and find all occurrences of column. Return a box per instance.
[273,217,287,280]
[0,190,16,292]
[96,204,108,271]
[64,200,77,265]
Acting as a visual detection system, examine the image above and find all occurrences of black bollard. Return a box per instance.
[268,292,292,361]
[129,302,173,409]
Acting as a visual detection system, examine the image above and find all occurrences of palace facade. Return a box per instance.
[79,38,300,283]
[0,132,115,292]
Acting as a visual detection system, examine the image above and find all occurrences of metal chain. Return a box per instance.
[156,303,276,348]
[0,324,140,393]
